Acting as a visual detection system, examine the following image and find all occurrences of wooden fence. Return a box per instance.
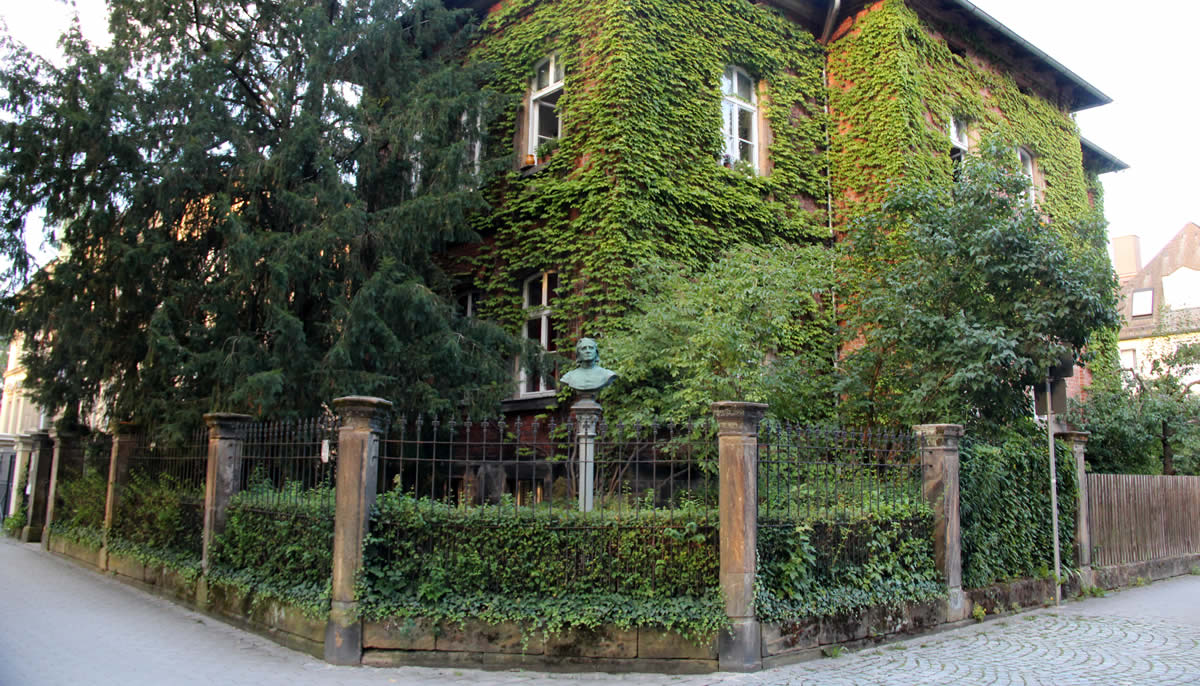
[1087,474,1200,567]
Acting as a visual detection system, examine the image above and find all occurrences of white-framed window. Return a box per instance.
[1130,288,1155,317]
[1017,146,1036,207]
[949,118,970,152]
[721,65,758,171]
[1119,348,1137,371]
[519,272,559,396]
[456,289,483,318]
[527,54,564,164]
[949,117,969,179]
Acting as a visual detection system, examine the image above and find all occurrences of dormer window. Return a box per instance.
[527,54,564,164]
[721,66,758,172]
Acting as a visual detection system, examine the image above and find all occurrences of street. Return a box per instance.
[2,539,1198,685]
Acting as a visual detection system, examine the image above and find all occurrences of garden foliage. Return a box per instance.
[359,492,724,640]
[106,471,204,574]
[959,422,1078,589]
[207,486,336,618]
[756,500,942,623]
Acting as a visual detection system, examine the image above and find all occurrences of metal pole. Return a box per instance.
[1047,378,1062,607]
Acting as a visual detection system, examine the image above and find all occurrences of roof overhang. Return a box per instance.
[1081,137,1129,175]
[932,0,1111,112]
[446,0,1113,113]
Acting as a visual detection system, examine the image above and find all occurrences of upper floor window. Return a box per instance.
[519,272,559,396]
[949,117,970,180]
[527,54,564,164]
[721,66,758,172]
[1130,288,1154,318]
[1017,147,1036,207]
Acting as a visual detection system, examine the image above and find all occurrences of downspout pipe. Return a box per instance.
[821,0,841,372]
[820,0,841,44]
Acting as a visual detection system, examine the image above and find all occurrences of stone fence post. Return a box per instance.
[1056,430,1092,586]
[101,423,140,570]
[914,424,966,622]
[712,401,767,672]
[202,413,252,573]
[42,427,83,547]
[325,396,392,666]
[19,431,54,543]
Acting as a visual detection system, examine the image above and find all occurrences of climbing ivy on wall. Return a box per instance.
[826,0,1094,227]
[465,0,830,333]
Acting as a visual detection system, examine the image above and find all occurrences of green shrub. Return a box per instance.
[3,461,29,537]
[359,492,723,641]
[54,468,108,532]
[960,422,1078,589]
[206,484,335,618]
[107,470,203,574]
[756,500,942,622]
[2,507,26,538]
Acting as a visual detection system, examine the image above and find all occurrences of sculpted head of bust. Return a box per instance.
[560,337,617,392]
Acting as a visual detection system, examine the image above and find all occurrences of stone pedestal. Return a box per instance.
[914,424,966,621]
[712,401,767,672]
[42,428,83,546]
[325,396,392,666]
[202,413,252,572]
[1057,430,1093,587]
[20,432,54,543]
[572,396,601,512]
[101,423,140,570]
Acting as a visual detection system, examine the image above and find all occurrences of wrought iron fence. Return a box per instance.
[50,434,111,534]
[757,422,924,525]
[236,418,338,515]
[111,429,208,556]
[379,414,719,518]
[754,422,932,599]
[364,415,721,599]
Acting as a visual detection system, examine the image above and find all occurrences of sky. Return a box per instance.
[0,0,1196,268]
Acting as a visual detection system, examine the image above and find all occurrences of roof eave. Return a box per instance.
[1081,137,1129,175]
[947,0,1111,112]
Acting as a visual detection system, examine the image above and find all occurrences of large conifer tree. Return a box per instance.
[0,0,521,432]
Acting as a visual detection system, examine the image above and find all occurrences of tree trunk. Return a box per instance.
[1161,419,1175,476]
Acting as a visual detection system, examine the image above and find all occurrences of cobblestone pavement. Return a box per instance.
[2,538,1199,685]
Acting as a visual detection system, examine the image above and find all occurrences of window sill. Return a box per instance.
[502,394,558,413]
[519,162,549,177]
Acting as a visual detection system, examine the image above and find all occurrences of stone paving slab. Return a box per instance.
[3,538,1199,686]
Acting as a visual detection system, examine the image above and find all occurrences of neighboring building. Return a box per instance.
[443,0,1126,410]
[0,335,50,517]
[1112,224,1200,391]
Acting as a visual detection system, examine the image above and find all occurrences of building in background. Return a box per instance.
[0,335,49,518]
[1112,223,1200,391]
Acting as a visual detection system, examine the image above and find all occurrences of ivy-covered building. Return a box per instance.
[447,0,1126,410]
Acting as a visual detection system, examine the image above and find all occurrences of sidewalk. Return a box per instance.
[2,538,1198,685]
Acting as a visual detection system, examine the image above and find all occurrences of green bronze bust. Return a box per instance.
[560,337,617,392]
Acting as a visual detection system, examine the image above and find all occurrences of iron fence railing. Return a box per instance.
[378,415,719,519]
[111,429,208,556]
[757,422,924,525]
[236,418,338,515]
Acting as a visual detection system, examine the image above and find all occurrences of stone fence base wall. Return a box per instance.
[362,620,717,673]
[56,530,1193,673]
[1094,554,1200,590]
